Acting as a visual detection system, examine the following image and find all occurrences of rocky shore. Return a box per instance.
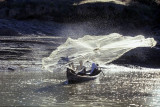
[0,0,160,36]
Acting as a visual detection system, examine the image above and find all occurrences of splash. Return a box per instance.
[42,33,157,72]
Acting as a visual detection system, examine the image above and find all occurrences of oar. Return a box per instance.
[101,71,105,76]
[99,67,108,69]
[99,67,105,76]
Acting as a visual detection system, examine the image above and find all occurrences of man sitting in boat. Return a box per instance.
[76,60,86,75]
[68,62,76,74]
[67,60,100,75]
[68,60,86,74]
[76,62,99,76]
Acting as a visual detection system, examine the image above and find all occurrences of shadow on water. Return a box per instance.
[34,83,75,103]
[35,84,64,93]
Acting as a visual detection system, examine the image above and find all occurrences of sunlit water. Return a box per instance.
[0,34,159,106]
[0,65,160,106]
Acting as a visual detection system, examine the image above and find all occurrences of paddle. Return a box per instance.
[101,71,105,76]
[99,67,105,76]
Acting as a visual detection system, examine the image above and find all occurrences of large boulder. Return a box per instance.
[112,47,160,68]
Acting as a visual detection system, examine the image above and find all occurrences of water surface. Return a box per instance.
[0,65,160,106]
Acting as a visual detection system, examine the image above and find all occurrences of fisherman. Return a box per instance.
[76,60,83,71]
[67,62,77,74]
[76,60,86,75]
[71,62,75,70]
[90,63,98,75]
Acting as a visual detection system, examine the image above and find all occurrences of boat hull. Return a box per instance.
[66,68,101,84]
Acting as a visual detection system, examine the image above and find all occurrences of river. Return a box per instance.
[0,35,160,106]
[0,66,160,106]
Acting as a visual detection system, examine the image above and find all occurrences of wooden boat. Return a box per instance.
[66,67,102,83]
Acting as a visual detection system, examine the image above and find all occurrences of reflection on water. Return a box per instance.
[0,65,160,106]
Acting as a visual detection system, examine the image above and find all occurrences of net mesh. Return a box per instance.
[42,33,157,72]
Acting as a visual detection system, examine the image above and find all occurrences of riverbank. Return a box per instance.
[0,0,160,36]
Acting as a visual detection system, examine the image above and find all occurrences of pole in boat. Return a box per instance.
[99,67,105,76]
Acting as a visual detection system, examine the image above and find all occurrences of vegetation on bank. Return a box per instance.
[0,0,159,20]
[0,0,160,36]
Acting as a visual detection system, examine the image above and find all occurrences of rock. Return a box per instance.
[0,8,8,18]
[8,8,20,18]
[112,47,160,68]
[24,5,35,17]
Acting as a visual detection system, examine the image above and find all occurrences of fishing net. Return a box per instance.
[42,33,157,72]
